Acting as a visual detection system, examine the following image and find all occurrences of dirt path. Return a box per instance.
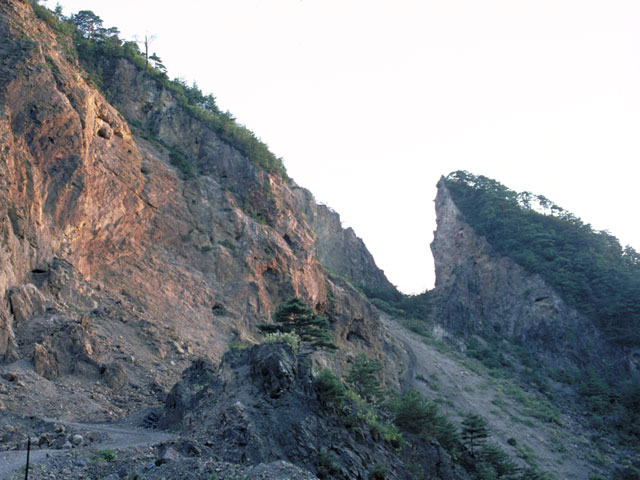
[0,420,174,480]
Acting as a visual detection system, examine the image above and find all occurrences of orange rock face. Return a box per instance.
[0,0,394,417]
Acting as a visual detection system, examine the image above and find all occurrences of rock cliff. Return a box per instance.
[431,179,630,371]
[0,0,395,419]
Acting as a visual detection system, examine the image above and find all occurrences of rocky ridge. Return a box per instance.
[430,179,632,372]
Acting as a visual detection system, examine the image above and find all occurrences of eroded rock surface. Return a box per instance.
[161,343,467,480]
[0,0,395,421]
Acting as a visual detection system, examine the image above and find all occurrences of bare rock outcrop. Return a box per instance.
[161,343,467,480]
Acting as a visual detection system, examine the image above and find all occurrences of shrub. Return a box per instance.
[479,442,518,477]
[317,449,340,477]
[263,331,300,352]
[259,297,336,350]
[315,369,347,406]
[370,463,387,479]
[461,413,490,456]
[389,389,439,434]
[345,353,384,403]
[388,389,461,456]
[96,448,117,462]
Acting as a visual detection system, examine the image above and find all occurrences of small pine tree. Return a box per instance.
[259,297,336,350]
[461,413,490,457]
[390,389,439,434]
[346,353,384,403]
[149,52,166,73]
[315,369,347,406]
[479,442,518,477]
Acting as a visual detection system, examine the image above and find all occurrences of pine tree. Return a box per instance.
[259,297,336,350]
[71,10,103,39]
[461,413,490,457]
[390,389,439,434]
[346,354,384,402]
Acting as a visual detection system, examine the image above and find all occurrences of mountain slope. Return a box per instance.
[2,2,640,479]
[424,171,640,478]
[0,0,395,421]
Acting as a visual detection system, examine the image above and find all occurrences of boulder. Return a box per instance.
[102,362,127,390]
[250,343,297,398]
[9,284,47,325]
[156,446,180,465]
[33,342,59,379]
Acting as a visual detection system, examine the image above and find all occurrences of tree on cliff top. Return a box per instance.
[71,10,102,39]
[259,297,336,350]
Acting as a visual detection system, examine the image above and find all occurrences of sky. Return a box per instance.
[51,0,640,294]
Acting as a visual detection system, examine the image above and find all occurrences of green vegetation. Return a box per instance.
[95,448,117,462]
[259,297,336,350]
[443,170,640,347]
[317,449,340,477]
[465,337,511,372]
[314,368,403,448]
[29,2,287,179]
[315,369,348,406]
[315,360,549,479]
[345,353,384,403]
[461,413,490,457]
[370,463,388,479]
[366,289,438,342]
[263,331,301,352]
[445,170,640,460]
[388,389,462,457]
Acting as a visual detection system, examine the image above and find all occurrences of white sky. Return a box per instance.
[51,0,640,294]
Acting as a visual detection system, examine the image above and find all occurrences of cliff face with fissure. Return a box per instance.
[0,0,397,419]
[431,179,637,372]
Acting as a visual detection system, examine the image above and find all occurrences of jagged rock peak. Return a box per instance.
[431,178,634,373]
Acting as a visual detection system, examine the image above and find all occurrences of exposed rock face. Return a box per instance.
[0,0,148,364]
[431,180,624,370]
[298,196,397,296]
[161,343,467,480]
[0,0,395,419]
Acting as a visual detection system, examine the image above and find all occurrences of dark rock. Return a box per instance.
[431,180,626,372]
[97,124,113,139]
[160,358,217,428]
[37,433,50,446]
[160,344,467,480]
[1,372,18,382]
[50,435,69,449]
[250,342,297,397]
[156,446,180,465]
[247,460,319,479]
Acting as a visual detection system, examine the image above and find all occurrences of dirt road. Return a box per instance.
[0,420,174,479]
